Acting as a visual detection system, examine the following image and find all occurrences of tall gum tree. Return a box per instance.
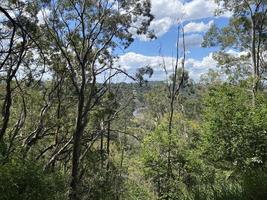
[39,0,154,199]
[202,0,267,103]
[0,0,45,154]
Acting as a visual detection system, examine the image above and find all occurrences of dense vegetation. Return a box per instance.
[0,0,266,200]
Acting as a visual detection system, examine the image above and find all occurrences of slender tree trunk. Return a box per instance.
[251,19,258,105]
[69,128,83,200]
[100,120,104,169]
[106,118,111,170]
[116,119,127,200]
[166,96,174,200]
[69,96,85,200]
[165,26,185,200]
[0,78,12,142]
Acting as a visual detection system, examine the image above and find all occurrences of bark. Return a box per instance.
[165,26,186,200]
[69,93,85,200]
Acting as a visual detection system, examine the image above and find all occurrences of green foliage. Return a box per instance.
[80,148,127,200]
[183,169,267,200]
[1,1,267,198]
[201,85,267,170]
[202,17,251,50]
[242,169,267,200]
[0,158,66,200]
[123,179,156,200]
[141,114,200,199]
[202,0,266,87]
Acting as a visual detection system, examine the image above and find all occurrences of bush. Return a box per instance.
[242,169,267,200]
[0,158,66,200]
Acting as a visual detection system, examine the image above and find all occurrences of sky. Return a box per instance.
[1,0,232,83]
[113,0,232,82]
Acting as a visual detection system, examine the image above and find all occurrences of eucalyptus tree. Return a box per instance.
[201,84,267,171]
[0,2,27,145]
[165,26,186,200]
[0,0,46,157]
[39,0,154,199]
[140,26,189,200]
[202,0,267,100]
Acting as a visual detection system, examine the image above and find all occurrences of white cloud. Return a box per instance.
[148,17,174,38]
[179,34,204,49]
[116,52,217,81]
[184,20,214,33]
[185,53,217,79]
[183,0,217,21]
[116,0,174,41]
[138,0,231,40]
[226,49,249,57]
[151,0,183,20]
[145,0,183,38]
[186,53,217,69]
[117,52,172,72]
[37,8,51,25]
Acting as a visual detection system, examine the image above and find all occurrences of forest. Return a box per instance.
[0,0,266,200]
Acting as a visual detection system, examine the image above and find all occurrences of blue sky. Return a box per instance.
[114,0,232,82]
[30,0,233,82]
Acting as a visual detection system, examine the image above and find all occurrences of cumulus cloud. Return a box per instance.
[116,52,217,81]
[179,34,204,49]
[139,0,229,40]
[150,0,183,21]
[186,53,216,70]
[226,49,249,57]
[184,20,214,33]
[185,53,217,79]
[183,0,218,20]
[117,52,172,72]
[148,17,174,38]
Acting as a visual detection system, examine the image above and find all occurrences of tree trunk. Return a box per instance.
[69,97,85,200]
[251,19,258,104]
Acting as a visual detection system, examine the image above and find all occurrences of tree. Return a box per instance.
[141,114,193,199]
[201,84,267,171]
[202,0,267,101]
[164,25,186,200]
[0,157,66,200]
[0,0,47,159]
[39,1,153,199]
